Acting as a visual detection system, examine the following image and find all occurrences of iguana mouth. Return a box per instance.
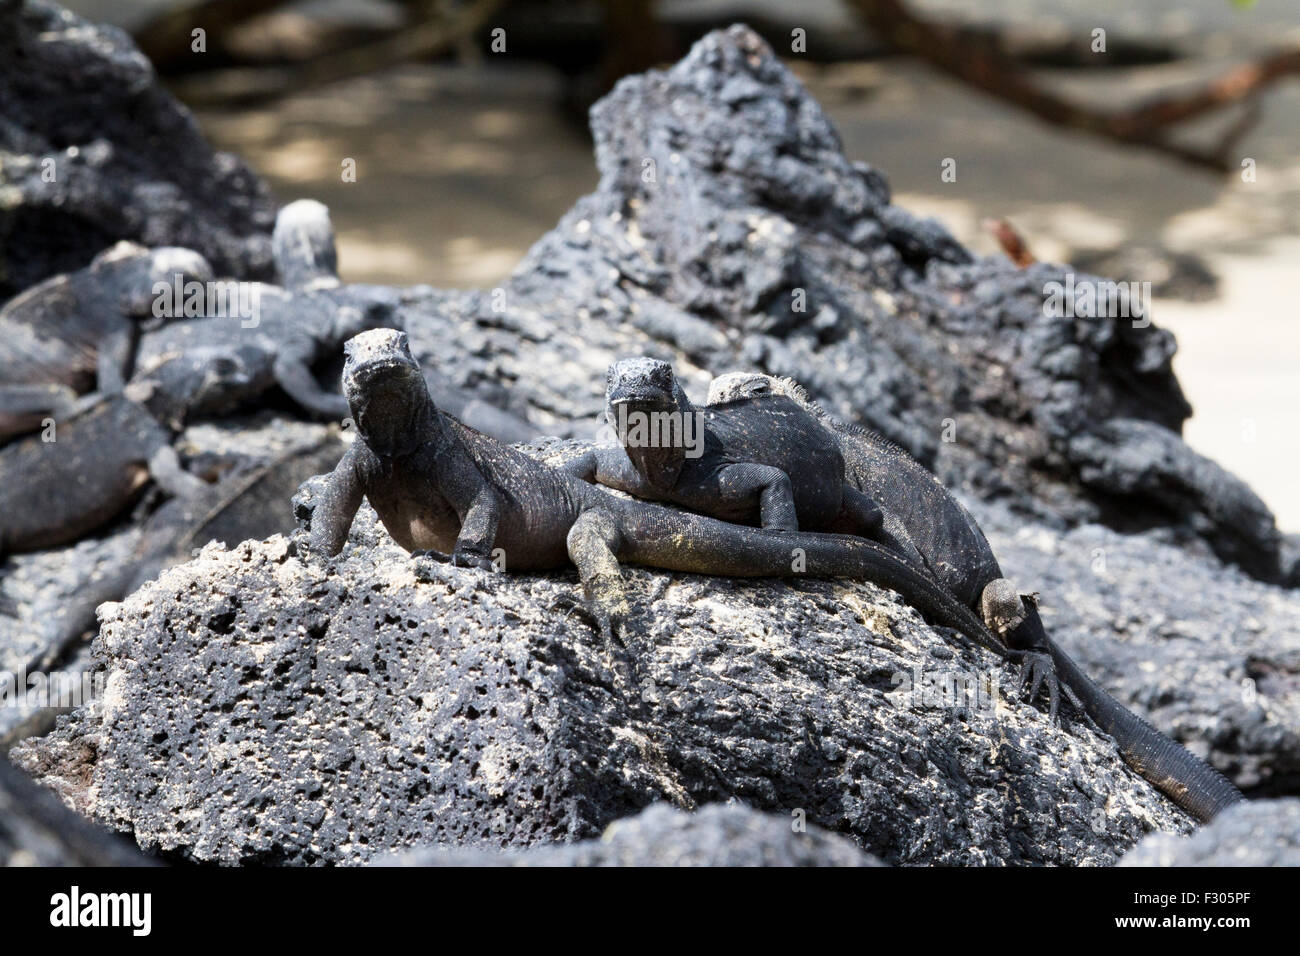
[349,358,411,381]
[607,383,674,407]
[346,356,421,392]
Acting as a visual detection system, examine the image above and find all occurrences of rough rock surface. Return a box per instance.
[0,13,1284,576]
[14,498,1192,866]
[1119,798,1300,867]
[1,15,1294,868]
[0,0,276,301]
[384,802,881,866]
[0,419,338,743]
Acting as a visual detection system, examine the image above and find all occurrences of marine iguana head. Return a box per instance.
[604,357,697,490]
[342,328,437,456]
[272,199,339,291]
[706,371,783,406]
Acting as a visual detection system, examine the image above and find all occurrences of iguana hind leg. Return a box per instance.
[566,508,632,647]
[981,578,1069,720]
[835,485,928,571]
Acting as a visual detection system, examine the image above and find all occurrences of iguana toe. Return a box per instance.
[1010,649,1060,723]
[449,549,495,571]
[411,548,450,563]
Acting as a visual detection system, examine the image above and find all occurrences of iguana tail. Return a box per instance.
[613,509,1011,661]
[1023,607,1243,822]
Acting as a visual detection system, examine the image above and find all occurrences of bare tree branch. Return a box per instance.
[844,0,1300,173]
[168,0,505,106]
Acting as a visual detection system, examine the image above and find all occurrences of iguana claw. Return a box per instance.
[549,592,628,651]
[1008,649,1061,723]
[594,605,628,650]
[449,549,495,571]
[412,548,495,571]
[411,548,450,563]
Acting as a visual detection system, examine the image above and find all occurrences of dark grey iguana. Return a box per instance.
[0,241,213,442]
[703,370,1244,822]
[564,357,928,567]
[121,199,390,421]
[0,346,260,560]
[307,330,1021,675]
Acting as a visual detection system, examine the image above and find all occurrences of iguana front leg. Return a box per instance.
[714,463,798,532]
[981,578,1067,720]
[564,447,651,496]
[309,444,366,557]
[566,508,631,645]
[447,486,500,569]
[147,445,208,499]
[96,324,139,394]
[273,351,349,420]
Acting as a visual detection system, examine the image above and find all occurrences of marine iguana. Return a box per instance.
[564,357,927,568]
[132,200,385,422]
[705,370,1244,822]
[0,346,259,560]
[0,242,213,442]
[307,330,1021,672]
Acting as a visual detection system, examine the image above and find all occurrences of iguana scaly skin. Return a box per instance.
[308,330,1016,668]
[706,371,1244,822]
[566,357,928,567]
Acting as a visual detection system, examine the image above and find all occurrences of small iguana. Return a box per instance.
[307,330,1024,673]
[0,242,213,442]
[705,370,1244,822]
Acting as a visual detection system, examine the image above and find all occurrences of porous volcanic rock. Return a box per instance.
[1118,798,1300,866]
[973,497,1300,798]
[13,497,1192,866]
[384,25,1283,582]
